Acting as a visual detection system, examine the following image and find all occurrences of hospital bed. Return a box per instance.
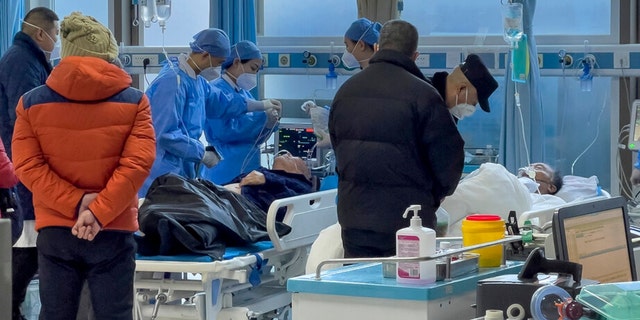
[133,188,338,320]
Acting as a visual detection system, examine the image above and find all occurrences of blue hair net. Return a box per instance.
[344,18,382,46]
[221,40,262,69]
[189,28,231,58]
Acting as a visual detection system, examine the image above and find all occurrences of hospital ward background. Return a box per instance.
[3,0,640,320]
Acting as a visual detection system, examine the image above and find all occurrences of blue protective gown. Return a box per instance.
[202,75,277,184]
[140,56,249,197]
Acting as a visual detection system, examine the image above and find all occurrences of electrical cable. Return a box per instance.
[570,88,608,175]
[619,67,635,200]
[239,112,279,175]
[515,82,531,169]
[618,126,633,199]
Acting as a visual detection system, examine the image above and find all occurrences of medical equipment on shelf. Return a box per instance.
[134,189,338,320]
[580,41,596,92]
[627,99,640,150]
[476,247,596,319]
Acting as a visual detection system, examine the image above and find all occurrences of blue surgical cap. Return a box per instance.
[189,28,231,58]
[222,40,262,69]
[344,18,382,46]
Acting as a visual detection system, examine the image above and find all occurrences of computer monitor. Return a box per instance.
[628,99,640,151]
[275,119,317,159]
[552,197,637,283]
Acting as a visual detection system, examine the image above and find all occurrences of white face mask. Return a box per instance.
[518,177,540,193]
[341,24,373,69]
[23,20,60,62]
[450,88,476,120]
[231,61,257,90]
[341,48,360,69]
[200,66,221,81]
[236,72,257,91]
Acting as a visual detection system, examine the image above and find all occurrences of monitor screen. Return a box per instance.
[552,197,637,283]
[276,127,317,159]
[628,99,640,151]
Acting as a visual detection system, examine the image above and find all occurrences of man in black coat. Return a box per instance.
[329,20,465,258]
[428,53,499,121]
[0,7,59,320]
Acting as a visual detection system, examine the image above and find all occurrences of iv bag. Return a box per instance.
[502,2,523,47]
[156,0,171,25]
[139,0,157,28]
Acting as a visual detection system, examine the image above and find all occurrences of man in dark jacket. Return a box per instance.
[0,7,59,320]
[329,20,465,258]
[428,54,498,121]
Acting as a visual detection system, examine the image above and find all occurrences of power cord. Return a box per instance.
[143,58,151,86]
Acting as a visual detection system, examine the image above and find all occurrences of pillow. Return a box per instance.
[554,175,599,203]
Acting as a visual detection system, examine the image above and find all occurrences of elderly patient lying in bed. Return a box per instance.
[441,162,603,236]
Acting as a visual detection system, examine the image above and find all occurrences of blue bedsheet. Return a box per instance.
[136,241,274,262]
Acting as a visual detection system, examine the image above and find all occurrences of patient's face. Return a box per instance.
[518,163,556,194]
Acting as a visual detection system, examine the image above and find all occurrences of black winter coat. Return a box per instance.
[0,31,52,222]
[329,49,465,236]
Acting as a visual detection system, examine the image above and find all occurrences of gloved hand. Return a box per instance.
[300,100,317,113]
[202,146,222,168]
[266,107,279,128]
[263,99,282,113]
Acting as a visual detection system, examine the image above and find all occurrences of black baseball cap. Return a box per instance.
[460,54,499,112]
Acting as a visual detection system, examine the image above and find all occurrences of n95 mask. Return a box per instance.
[341,48,360,69]
[200,66,221,81]
[237,73,257,91]
[450,88,476,120]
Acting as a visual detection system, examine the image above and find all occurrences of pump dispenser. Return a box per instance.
[396,205,436,284]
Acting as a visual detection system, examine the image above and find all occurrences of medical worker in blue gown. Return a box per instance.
[342,18,382,70]
[202,40,282,185]
[140,30,279,197]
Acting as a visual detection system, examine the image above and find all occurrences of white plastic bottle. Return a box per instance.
[396,205,436,284]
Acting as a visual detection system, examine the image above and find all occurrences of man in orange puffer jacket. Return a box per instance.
[12,12,155,319]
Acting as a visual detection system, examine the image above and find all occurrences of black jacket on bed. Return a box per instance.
[328,49,465,237]
[136,173,291,260]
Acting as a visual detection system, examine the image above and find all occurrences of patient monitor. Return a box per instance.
[628,99,640,150]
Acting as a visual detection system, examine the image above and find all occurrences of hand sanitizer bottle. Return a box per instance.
[396,204,436,284]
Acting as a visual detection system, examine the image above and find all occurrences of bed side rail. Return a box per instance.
[266,189,338,251]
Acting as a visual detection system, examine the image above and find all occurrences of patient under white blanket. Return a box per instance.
[305,163,602,274]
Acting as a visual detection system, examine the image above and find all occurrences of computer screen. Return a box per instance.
[552,197,637,283]
[628,99,640,151]
[276,127,317,159]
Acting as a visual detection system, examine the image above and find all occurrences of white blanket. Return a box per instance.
[441,163,534,236]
